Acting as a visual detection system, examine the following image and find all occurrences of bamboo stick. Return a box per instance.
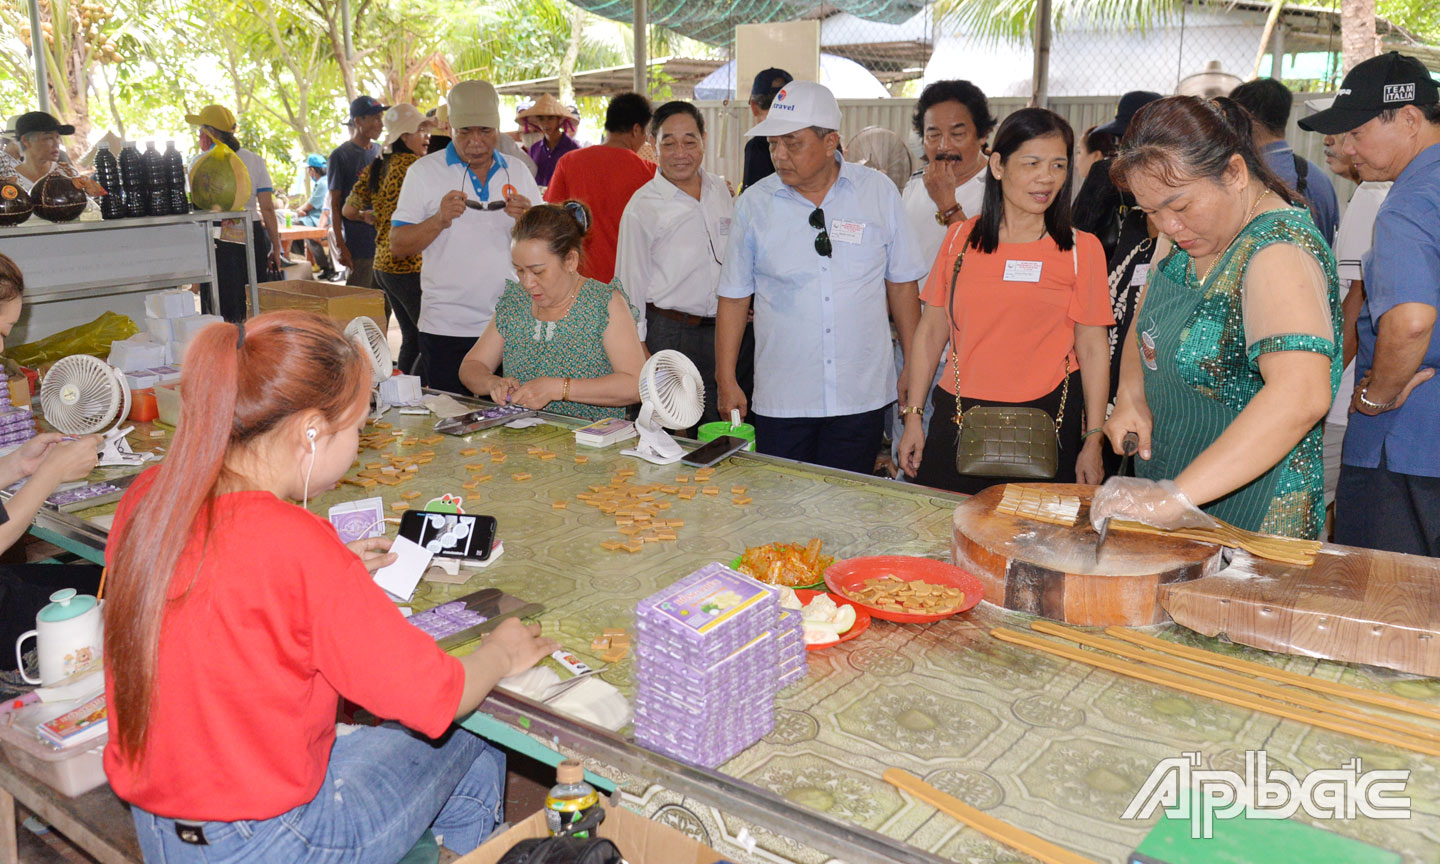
[882,768,1101,864]
[1103,626,1440,722]
[1109,518,1320,566]
[990,627,1440,757]
[1029,621,1440,744]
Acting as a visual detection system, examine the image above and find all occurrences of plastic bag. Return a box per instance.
[1089,477,1217,532]
[5,311,139,368]
[188,140,252,212]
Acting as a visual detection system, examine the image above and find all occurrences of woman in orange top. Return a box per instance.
[898,108,1115,494]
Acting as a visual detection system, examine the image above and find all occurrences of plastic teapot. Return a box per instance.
[14,588,104,686]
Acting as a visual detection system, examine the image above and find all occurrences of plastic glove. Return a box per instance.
[1089,477,1217,533]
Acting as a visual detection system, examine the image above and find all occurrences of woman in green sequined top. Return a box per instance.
[458,201,644,421]
[1093,97,1340,540]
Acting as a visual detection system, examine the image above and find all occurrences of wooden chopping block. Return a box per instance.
[1160,545,1440,677]
[952,483,1222,626]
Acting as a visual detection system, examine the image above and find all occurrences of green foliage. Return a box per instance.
[1380,0,1440,42]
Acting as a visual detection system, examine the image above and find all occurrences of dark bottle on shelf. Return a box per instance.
[94,142,125,220]
[144,141,169,216]
[163,141,189,214]
[118,141,146,218]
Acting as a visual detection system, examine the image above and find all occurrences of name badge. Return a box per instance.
[831,219,865,245]
[1130,263,1151,287]
[718,217,732,236]
[1003,260,1043,282]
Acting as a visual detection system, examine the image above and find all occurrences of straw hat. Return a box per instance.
[518,93,577,135]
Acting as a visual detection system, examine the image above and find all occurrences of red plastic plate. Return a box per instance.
[793,589,871,650]
[824,556,984,623]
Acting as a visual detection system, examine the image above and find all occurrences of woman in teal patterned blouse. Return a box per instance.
[459,201,644,421]
[1092,97,1340,540]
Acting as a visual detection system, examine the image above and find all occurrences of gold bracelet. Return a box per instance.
[561,377,571,402]
[900,405,924,417]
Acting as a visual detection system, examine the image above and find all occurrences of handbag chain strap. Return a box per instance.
[945,232,1070,434]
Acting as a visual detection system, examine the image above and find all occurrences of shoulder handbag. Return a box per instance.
[947,234,1072,479]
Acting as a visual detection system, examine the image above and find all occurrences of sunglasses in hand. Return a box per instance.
[464,198,507,211]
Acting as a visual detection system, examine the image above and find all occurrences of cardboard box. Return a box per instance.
[254,279,386,333]
[456,806,722,864]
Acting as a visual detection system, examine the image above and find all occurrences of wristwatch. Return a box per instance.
[935,204,963,226]
[1358,385,1396,412]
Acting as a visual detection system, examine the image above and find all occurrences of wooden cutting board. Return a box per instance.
[951,483,1222,626]
[1160,546,1440,677]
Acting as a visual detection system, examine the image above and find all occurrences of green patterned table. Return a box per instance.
[50,410,1440,864]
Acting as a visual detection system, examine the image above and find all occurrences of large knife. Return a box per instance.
[1094,431,1140,556]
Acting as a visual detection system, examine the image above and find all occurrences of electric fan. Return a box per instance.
[41,355,131,435]
[345,316,393,387]
[622,350,704,465]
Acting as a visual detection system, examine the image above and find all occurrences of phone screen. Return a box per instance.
[398,511,497,560]
[680,435,750,468]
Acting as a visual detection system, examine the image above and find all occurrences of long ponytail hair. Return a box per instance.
[1109,96,1302,207]
[104,311,369,759]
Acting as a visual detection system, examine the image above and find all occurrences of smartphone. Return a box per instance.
[681,435,750,468]
[398,510,498,561]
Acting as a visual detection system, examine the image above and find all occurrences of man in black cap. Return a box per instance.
[329,95,387,287]
[1072,91,1161,261]
[1299,52,1440,556]
[12,111,74,192]
[742,67,793,191]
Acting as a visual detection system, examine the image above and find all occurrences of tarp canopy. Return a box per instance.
[568,0,925,45]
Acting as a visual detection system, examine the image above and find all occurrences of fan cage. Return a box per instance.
[640,350,704,430]
[40,355,128,435]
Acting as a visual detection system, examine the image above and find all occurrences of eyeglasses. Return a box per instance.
[809,207,831,257]
[458,160,513,211]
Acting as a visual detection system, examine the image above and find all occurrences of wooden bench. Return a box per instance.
[0,752,141,864]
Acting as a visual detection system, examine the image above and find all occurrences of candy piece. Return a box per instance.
[401,491,421,500]
[552,501,567,509]
[391,503,409,511]
[702,487,719,496]
[574,455,589,464]
[733,496,752,505]
[459,448,478,456]
[731,486,747,495]
[512,472,532,482]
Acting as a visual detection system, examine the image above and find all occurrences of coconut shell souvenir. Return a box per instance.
[0,154,33,226]
[31,170,90,222]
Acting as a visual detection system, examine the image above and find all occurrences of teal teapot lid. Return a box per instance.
[38,588,98,623]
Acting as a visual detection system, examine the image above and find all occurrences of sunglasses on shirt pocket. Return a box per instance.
[809,206,832,258]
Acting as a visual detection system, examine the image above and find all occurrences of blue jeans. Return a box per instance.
[129,724,504,863]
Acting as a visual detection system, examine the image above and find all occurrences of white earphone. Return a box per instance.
[303,428,318,507]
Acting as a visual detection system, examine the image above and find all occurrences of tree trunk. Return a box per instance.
[1340,0,1378,75]
[558,5,584,104]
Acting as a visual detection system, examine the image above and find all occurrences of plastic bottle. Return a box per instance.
[544,759,600,838]
[94,142,124,220]
[163,141,189,214]
[118,141,145,218]
[143,141,169,216]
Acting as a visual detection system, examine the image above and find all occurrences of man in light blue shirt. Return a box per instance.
[716,81,926,475]
[1301,52,1440,556]
[1231,78,1339,244]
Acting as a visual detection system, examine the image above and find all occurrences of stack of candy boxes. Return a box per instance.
[0,368,37,447]
[633,563,807,769]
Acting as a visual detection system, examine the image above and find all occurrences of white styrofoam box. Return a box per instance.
[146,315,177,343]
[144,290,198,320]
[378,374,422,404]
[175,314,224,341]
[124,370,159,390]
[108,337,168,373]
[166,341,183,365]
[150,365,182,384]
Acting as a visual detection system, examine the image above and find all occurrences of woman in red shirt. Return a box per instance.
[898,108,1115,494]
[102,311,556,863]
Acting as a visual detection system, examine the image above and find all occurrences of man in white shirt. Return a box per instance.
[717,82,927,474]
[391,80,541,394]
[615,101,734,426]
[892,80,995,476]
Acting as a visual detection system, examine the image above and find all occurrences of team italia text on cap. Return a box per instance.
[745,81,843,138]
[1298,52,1439,135]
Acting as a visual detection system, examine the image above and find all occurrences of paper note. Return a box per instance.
[372,535,434,603]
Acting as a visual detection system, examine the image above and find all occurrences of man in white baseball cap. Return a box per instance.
[390,80,542,393]
[716,80,927,474]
